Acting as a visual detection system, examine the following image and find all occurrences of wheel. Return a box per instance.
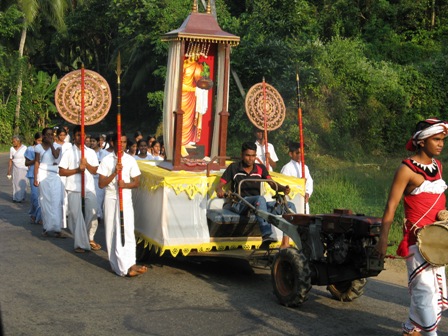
[271,248,312,307]
[327,278,367,302]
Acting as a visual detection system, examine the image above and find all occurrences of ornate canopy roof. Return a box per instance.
[161,2,240,45]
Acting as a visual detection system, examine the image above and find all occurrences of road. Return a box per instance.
[0,152,447,336]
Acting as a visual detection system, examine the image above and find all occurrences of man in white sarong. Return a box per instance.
[281,141,313,214]
[59,125,101,253]
[254,128,278,171]
[376,118,448,336]
[97,133,147,277]
[34,127,64,237]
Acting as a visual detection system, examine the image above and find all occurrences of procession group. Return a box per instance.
[7,126,312,278]
[8,118,448,335]
[8,126,166,277]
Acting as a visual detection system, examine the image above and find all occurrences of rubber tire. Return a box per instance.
[327,278,367,302]
[271,248,312,307]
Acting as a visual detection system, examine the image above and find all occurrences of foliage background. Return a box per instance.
[2,0,448,247]
[2,0,448,150]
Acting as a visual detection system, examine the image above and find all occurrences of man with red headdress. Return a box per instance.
[376,118,448,336]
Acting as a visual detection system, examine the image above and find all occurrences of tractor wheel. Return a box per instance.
[271,248,312,307]
[327,278,367,302]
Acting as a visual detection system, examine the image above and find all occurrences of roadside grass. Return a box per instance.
[0,144,10,152]
[1,144,445,258]
[308,154,405,256]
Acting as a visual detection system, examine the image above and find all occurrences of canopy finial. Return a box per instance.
[206,0,211,14]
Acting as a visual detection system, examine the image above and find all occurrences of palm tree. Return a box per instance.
[7,0,69,134]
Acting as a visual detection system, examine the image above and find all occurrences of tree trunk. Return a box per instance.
[431,0,436,29]
[14,27,27,135]
[210,0,216,17]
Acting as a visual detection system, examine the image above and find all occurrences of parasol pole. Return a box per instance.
[80,63,86,214]
[116,52,125,247]
[262,77,270,170]
[281,73,306,249]
[296,72,306,211]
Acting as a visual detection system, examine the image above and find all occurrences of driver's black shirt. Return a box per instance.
[220,161,271,197]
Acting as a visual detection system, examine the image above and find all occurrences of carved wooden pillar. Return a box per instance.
[172,40,186,169]
[218,44,230,167]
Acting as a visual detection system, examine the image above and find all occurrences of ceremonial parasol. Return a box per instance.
[55,69,112,126]
[245,79,285,170]
[55,67,111,218]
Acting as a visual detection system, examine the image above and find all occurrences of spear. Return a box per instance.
[281,73,307,249]
[296,72,306,211]
[116,52,125,247]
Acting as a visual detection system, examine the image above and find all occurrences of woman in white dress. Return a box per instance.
[8,135,28,203]
[149,140,164,161]
[34,127,64,237]
[134,140,151,160]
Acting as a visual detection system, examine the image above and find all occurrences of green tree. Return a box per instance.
[0,5,23,143]
[3,0,72,135]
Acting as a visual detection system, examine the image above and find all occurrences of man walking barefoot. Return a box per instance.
[59,125,101,253]
[98,134,147,277]
[376,118,448,336]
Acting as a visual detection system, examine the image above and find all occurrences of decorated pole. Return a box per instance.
[116,52,125,247]
[262,77,270,170]
[296,72,306,212]
[80,64,86,210]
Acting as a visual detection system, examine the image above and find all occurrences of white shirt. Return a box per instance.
[134,154,152,161]
[59,145,99,193]
[97,152,141,198]
[60,142,72,156]
[35,143,62,173]
[255,140,278,171]
[281,160,313,196]
[148,154,164,161]
[10,145,27,169]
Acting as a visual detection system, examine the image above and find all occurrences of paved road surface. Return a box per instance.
[0,152,447,336]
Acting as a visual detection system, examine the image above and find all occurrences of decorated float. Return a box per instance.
[133,0,306,258]
[132,1,384,306]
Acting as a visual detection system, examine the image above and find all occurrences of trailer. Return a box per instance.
[133,161,384,306]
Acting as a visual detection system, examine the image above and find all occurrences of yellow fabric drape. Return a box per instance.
[137,162,305,200]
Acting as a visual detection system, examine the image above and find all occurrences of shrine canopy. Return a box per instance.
[161,1,240,170]
[161,3,239,46]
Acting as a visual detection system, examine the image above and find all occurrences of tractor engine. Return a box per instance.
[325,234,350,264]
[284,209,383,286]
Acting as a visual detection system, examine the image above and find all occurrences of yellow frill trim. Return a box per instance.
[136,231,281,258]
[137,162,306,200]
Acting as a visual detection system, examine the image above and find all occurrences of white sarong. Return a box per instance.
[38,170,63,232]
[66,191,97,250]
[103,193,136,276]
[404,245,448,335]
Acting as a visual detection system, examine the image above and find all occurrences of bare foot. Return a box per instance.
[127,264,148,277]
[89,241,102,251]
